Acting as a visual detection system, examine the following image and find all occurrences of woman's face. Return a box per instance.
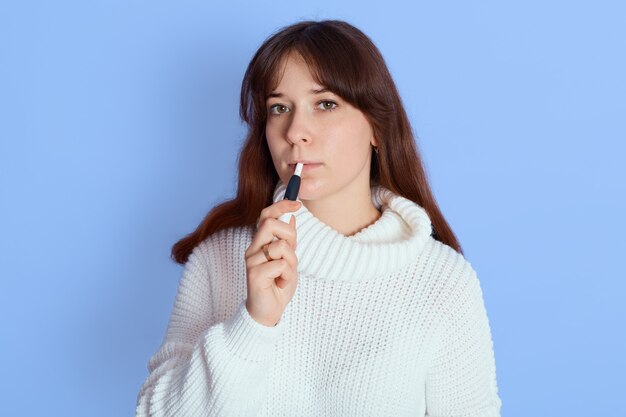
[265,52,378,202]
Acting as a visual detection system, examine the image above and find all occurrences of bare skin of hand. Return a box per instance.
[244,199,301,327]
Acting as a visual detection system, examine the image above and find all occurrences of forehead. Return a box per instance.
[270,52,323,91]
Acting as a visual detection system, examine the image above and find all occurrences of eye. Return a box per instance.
[317,100,337,111]
[268,104,290,115]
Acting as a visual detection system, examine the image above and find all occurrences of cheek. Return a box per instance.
[329,117,372,154]
[324,125,370,173]
[264,126,283,171]
[264,123,275,145]
[265,124,284,154]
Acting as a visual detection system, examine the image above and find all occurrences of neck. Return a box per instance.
[301,184,382,238]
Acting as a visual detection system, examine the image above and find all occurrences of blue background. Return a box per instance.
[1,1,624,415]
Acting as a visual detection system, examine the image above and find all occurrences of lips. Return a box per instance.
[289,161,322,172]
[288,160,321,165]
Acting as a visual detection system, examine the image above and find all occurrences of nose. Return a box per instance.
[285,106,311,145]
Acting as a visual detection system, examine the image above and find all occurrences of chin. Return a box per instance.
[294,178,325,201]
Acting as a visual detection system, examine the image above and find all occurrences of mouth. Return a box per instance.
[288,160,321,165]
[288,161,323,172]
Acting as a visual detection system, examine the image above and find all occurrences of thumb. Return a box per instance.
[290,214,297,250]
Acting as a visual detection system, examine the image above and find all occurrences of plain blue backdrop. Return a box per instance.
[1,1,624,416]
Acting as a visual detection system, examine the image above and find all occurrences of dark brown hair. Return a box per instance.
[171,19,463,265]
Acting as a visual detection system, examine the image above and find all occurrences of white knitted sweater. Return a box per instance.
[135,181,502,417]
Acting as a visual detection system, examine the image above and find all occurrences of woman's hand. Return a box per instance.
[244,199,301,327]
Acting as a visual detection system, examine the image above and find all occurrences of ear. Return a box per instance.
[371,136,379,147]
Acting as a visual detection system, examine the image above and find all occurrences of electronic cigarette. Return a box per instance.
[278,162,303,224]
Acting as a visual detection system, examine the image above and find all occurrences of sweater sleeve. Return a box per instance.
[425,264,502,417]
[134,240,285,417]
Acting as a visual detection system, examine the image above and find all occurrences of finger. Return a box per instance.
[250,258,292,289]
[250,217,297,254]
[249,239,298,270]
[290,214,297,250]
[274,268,297,290]
[258,199,301,224]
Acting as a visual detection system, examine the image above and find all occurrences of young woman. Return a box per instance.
[135,19,502,417]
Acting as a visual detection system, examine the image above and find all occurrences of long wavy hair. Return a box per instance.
[171,19,463,265]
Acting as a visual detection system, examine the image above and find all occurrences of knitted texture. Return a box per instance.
[135,181,502,416]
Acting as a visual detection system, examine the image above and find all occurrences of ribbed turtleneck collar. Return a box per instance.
[271,180,433,281]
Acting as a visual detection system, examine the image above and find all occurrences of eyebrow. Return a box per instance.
[266,87,331,99]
